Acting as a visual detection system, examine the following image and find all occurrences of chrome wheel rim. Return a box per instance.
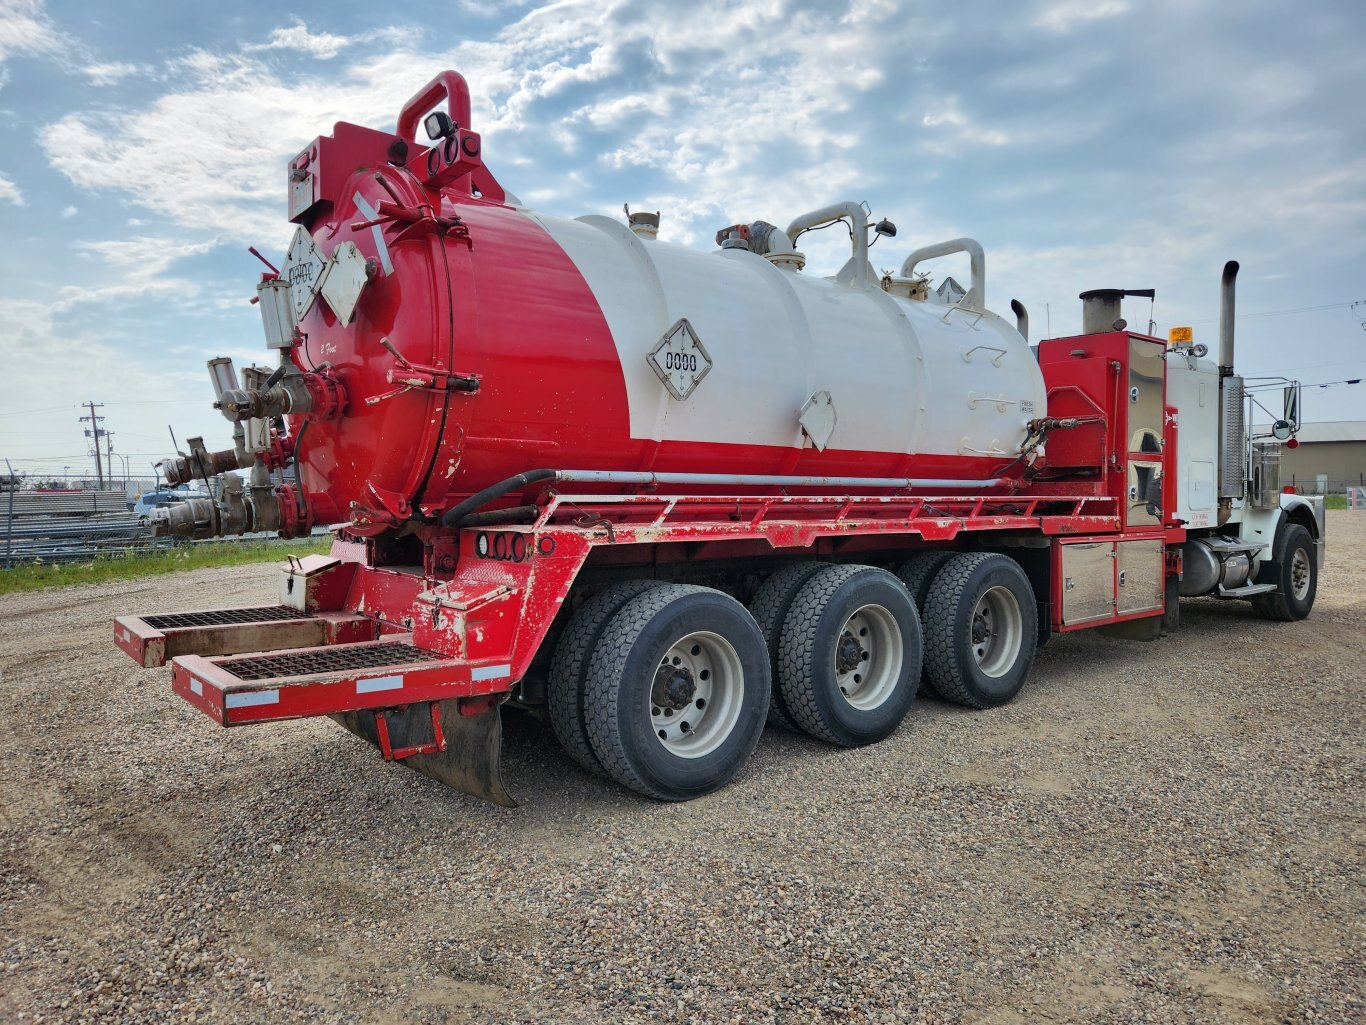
[650,631,744,758]
[1290,548,1311,601]
[833,604,903,711]
[970,586,1024,678]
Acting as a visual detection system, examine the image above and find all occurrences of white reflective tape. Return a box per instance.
[353,193,393,275]
[225,689,280,709]
[121,628,131,643]
[356,675,404,694]
[471,664,512,682]
[190,679,203,696]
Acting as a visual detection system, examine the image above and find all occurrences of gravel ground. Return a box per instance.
[1,513,1362,1024]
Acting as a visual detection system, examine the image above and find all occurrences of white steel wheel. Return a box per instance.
[969,585,1025,679]
[834,604,904,711]
[777,565,922,747]
[583,584,770,801]
[650,630,745,758]
[1290,547,1312,601]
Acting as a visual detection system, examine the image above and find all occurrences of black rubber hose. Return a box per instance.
[458,505,540,527]
[440,469,556,528]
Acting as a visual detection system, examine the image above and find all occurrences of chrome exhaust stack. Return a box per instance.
[1218,260,1238,377]
[1217,261,1246,502]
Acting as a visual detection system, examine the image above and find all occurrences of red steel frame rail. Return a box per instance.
[135,487,1142,734]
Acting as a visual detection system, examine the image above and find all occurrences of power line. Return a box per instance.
[1186,300,1360,325]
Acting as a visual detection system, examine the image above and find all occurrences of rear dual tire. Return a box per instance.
[777,565,922,747]
[923,553,1037,709]
[582,585,770,801]
[548,580,664,778]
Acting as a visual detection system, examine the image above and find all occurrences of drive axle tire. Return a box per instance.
[548,579,664,777]
[777,565,922,747]
[924,553,1037,709]
[1251,524,1317,622]
[584,585,770,801]
[895,551,956,698]
[749,562,827,731]
[896,551,956,610]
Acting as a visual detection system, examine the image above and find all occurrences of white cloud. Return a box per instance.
[59,204,76,217]
[37,1,906,253]
[0,172,23,205]
[84,60,143,85]
[75,235,219,278]
[921,104,1010,153]
[1035,0,1130,33]
[0,0,64,68]
[246,20,353,60]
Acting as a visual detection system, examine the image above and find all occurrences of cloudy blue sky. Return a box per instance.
[1,0,1362,481]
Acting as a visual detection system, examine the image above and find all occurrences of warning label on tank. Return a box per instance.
[283,227,327,322]
[647,318,713,401]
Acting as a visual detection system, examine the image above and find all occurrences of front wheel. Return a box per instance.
[1251,523,1317,621]
[583,585,770,801]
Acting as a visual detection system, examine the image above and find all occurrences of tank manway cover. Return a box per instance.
[647,317,713,401]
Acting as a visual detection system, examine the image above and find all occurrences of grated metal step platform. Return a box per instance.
[115,605,377,668]
[170,634,512,727]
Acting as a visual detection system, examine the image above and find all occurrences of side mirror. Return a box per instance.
[1271,419,1292,441]
[1282,383,1300,428]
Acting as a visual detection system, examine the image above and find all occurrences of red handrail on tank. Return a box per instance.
[397,71,473,142]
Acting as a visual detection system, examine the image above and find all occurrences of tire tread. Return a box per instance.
[548,579,662,776]
[924,552,1035,709]
[749,562,826,730]
[777,564,919,745]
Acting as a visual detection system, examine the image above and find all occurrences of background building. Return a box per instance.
[1282,421,1366,493]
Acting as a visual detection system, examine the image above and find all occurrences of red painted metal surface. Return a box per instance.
[170,635,484,726]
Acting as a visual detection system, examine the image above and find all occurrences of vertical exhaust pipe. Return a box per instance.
[1218,260,1238,376]
[1217,260,1246,504]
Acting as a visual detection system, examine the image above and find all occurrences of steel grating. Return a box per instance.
[223,643,441,681]
[142,606,310,630]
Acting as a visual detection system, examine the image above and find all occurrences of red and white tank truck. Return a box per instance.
[113,72,1325,805]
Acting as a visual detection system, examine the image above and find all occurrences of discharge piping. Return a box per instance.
[785,202,870,287]
[900,238,985,311]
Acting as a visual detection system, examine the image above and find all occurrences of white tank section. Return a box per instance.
[528,207,1046,464]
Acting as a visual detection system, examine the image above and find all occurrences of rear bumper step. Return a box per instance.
[114,606,377,667]
[170,634,511,726]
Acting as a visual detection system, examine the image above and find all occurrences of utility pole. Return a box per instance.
[105,430,116,489]
[79,401,106,489]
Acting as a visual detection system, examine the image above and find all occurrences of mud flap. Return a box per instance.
[332,698,516,807]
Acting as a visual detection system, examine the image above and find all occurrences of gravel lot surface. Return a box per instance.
[1,513,1361,1024]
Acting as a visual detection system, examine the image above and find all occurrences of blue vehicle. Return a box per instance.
[132,491,186,526]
